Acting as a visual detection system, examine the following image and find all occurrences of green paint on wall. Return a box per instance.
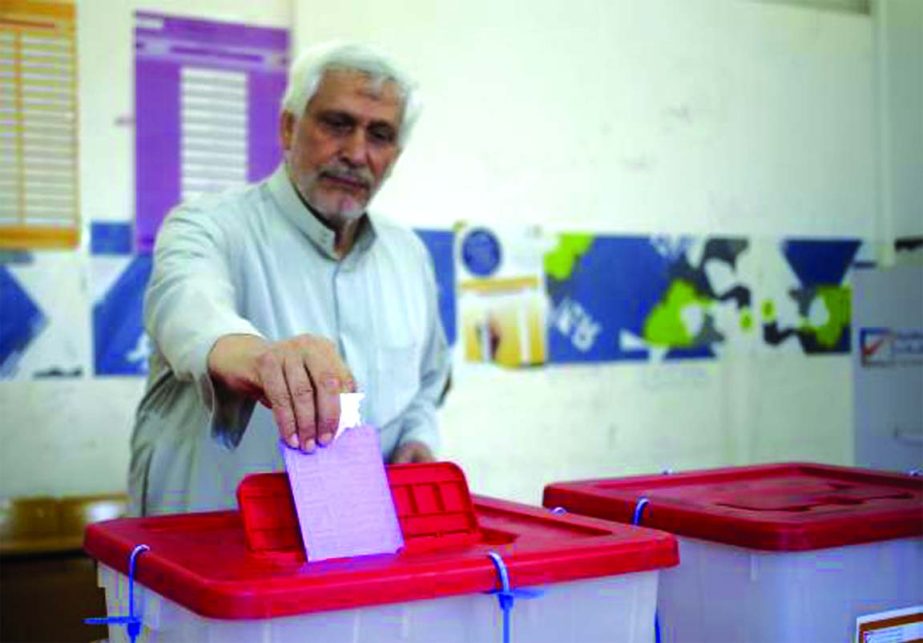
[801,285,851,348]
[544,233,595,280]
[643,280,712,347]
[761,299,776,321]
[740,309,753,331]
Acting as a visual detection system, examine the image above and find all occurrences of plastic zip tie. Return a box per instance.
[630,498,662,643]
[632,497,650,526]
[85,544,150,643]
[548,506,567,515]
[487,551,513,643]
[486,551,544,643]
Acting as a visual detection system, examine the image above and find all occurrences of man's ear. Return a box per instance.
[279,111,295,153]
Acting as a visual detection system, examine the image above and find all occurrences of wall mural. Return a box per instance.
[0,223,870,379]
[0,251,87,378]
[546,234,865,363]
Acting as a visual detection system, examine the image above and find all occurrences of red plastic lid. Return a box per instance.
[84,462,677,619]
[237,463,481,555]
[543,463,923,551]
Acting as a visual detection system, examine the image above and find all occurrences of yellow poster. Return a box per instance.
[456,224,549,368]
[0,0,79,249]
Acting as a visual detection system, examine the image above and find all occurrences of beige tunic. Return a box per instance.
[129,166,449,515]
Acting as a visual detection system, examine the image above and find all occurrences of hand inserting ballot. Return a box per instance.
[207,333,356,452]
[390,440,436,464]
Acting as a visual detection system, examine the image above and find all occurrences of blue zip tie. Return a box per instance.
[549,506,567,515]
[909,469,921,477]
[85,544,150,643]
[631,499,661,643]
[488,551,514,643]
[632,497,650,526]
[486,551,544,643]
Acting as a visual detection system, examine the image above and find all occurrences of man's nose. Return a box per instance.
[339,130,368,167]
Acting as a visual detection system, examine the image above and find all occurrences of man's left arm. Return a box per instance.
[391,248,451,464]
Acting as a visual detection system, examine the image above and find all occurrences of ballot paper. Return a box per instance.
[281,400,403,562]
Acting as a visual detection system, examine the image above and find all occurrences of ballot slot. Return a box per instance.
[237,461,485,558]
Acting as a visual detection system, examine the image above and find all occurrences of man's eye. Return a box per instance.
[320,114,353,132]
[368,125,397,144]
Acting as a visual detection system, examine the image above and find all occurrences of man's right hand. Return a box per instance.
[207,334,356,452]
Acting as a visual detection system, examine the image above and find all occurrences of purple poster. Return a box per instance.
[134,12,288,252]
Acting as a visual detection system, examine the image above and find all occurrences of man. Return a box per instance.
[128,42,450,516]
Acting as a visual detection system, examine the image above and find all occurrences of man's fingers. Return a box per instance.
[252,335,357,453]
[342,373,358,393]
[283,356,317,452]
[312,372,341,446]
[392,445,413,464]
[392,442,434,464]
[256,353,299,449]
[302,344,353,446]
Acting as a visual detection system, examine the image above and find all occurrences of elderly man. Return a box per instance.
[128,43,450,516]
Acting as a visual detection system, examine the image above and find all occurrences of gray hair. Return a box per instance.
[281,42,421,146]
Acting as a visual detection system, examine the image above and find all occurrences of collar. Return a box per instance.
[267,164,377,260]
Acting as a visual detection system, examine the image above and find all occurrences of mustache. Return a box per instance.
[318,164,374,189]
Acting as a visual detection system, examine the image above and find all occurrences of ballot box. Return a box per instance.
[85,462,678,643]
[543,462,923,643]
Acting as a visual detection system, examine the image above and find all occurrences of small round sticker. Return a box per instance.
[461,228,502,277]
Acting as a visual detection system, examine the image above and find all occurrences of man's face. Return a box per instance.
[281,69,403,225]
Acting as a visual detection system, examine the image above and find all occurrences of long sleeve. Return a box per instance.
[144,203,263,444]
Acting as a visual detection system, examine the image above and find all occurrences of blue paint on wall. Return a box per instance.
[0,266,47,377]
[415,228,456,346]
[93,255,153,375]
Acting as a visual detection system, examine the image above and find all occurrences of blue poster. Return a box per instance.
[415,228,456,346]
[93,255,153,376]
[546,235,751,363]
[546,233,863,363]
[761,238,861,354]
[0,264,47,377]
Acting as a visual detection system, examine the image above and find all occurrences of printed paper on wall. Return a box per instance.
[456,224,550,368]
[134,12,288,252]
[0,0,79,250]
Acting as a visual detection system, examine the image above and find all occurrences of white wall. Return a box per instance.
[293,0,875,502]
[296,0,875,238]
[873,0,923,242]
[1,0,881,503]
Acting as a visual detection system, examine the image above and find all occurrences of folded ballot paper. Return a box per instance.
[281,393,404,562]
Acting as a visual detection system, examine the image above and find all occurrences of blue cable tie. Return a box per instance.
[486,551,544,643]
[632,497,650,526]
[85,544,150,643]
[549,506,567,515]
[629,499,662,643]
[909,469,921,477]
[487,551,513,643]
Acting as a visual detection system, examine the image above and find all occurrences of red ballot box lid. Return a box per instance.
[84,462,677,620]
[543,462,923,552]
